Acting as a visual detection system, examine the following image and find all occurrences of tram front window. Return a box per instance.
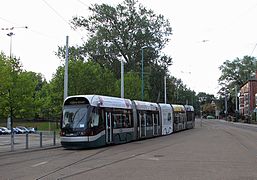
[63,105,89,130]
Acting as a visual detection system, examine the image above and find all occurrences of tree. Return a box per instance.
[0,54,22,121]
[48,60,117,118]
[54,0,174,101]
[218,56,257,115]
[195,92,216,116]
[218,56,257,94]
[70,0,172,74]
[114,71,142,100]
[0,53,46,121]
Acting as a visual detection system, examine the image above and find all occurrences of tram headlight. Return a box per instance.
[79,131,86,136]
[60,131,65,136]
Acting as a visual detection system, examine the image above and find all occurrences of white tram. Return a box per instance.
[60,95,194,149]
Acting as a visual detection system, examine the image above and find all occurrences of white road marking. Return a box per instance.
[148,157,159,161]
[32,161,48,167]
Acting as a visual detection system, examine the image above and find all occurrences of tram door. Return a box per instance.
[153,114,158,136]
[139,113,146,138]
[105,112,113,144]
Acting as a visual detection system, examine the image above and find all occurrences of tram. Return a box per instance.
[60,95,195,149]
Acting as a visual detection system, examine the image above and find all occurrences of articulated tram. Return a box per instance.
[60,95,195,149]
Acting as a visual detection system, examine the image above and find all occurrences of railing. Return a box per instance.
[0,131,60,153]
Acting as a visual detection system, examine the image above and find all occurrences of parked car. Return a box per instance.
[207,115,215,119]
[27,127,36,133]
[0,127,11,134]
[15,126,29,134]
[12,128,20,134]
[0,128,4,135]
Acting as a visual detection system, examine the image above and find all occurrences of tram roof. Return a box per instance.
[158,103,172,110]
[133,100,159,111]
[171,104,186,112]
[65,95,132,109]
[184,105,194,111]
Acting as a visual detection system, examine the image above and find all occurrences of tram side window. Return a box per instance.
[174,113,179,124]
[181,113,186,122]
[167,113,171,121]
[89,108,104,128]
[125,112,132,127]
[140,112,146,126]
[146,112,153,126]
[156,113,159,125]
[90,109,99,127]
[113,111,133,128]
[113,114,122,128]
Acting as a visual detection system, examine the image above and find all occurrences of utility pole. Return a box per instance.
[225,93,228,121]
[64,36,69,100]
[2,26,28,151]
[121,59,124,98]
[164,76,167,103]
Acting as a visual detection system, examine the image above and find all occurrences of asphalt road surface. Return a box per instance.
[0,119,256,180]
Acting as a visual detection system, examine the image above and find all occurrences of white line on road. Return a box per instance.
[32,161,48,167]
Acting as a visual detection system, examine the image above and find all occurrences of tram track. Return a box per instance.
[57,139,187,179]
[0,147,76,167]
[35,147,111,180]
[37,130,196,179]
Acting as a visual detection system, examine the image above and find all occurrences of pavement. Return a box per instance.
[0,118,257,180]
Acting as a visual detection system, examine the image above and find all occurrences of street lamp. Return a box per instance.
[7,32,15,58]
[5,26,28,151]
[6,32,15,151]
[141,46,147,101]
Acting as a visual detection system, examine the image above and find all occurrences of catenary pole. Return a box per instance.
[121,59,124,98]
[64,36,69,100]
[164,76,167,103]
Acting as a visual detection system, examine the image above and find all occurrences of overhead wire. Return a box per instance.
[41,0,71,27]
[76,0,90,9]
[40,0,86,42]
[250,43,257,56]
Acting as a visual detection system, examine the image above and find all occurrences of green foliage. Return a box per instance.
[202,103,215,115]
[0,53,47,121]
[218,55,257,94]
[61,0,173,102]
[218,55,257,115]
[70,0,172,74]
[114,71,142,100]
[48,60,117,118]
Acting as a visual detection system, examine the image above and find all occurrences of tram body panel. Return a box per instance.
[184,105,195,129]
[172,104,187,132]
[159,103,173,135]
[133,100,161,139]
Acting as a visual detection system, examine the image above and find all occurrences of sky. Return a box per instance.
[1,0,257,96]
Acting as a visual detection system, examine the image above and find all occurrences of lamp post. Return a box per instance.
[6,32,15,151]
[121,59,124,98]
[141,46,147,101]
[7,32,15,58]
[4,26,28,151]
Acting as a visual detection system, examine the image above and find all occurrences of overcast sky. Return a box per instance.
[1,0,257,96]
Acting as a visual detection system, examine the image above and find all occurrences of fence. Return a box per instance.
[0,131,60,153]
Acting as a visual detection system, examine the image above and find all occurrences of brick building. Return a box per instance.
[239,78,257,117]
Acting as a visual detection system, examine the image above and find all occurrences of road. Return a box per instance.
[0,119,256,180]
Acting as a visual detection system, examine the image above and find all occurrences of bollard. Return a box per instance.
[11,132,14,151]
[26,133,29,149]
[40,132,43,148]
[53,131,56,146]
